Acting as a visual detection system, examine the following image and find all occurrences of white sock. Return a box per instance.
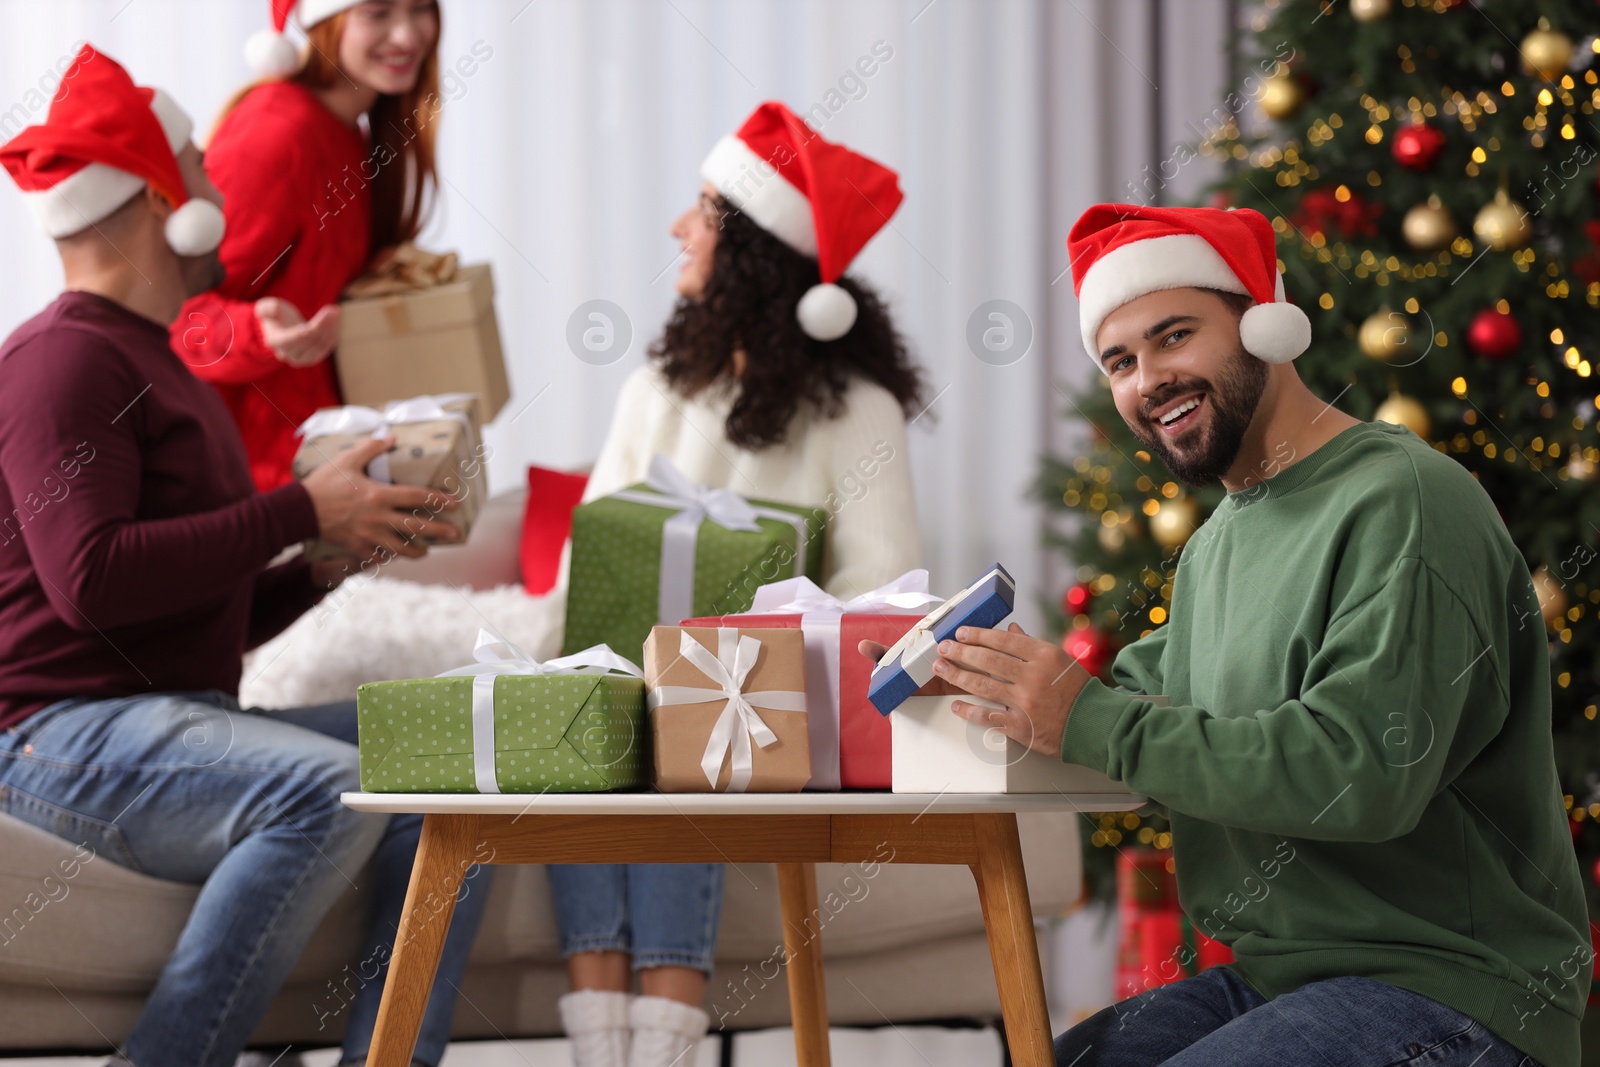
[559,989,634,1067]
[627,995,709,1067]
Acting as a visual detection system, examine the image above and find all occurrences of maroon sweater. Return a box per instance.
[0,291,323,730]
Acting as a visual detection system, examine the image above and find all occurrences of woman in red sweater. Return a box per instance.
[173,0,443,491]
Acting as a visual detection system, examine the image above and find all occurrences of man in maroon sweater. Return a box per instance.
[0,47,486,1067]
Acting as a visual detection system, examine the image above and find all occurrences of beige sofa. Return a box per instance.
[0,490,1083,1052]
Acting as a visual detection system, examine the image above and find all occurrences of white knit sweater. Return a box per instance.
[581,365,923,599]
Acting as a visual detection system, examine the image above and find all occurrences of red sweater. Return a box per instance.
[0,292,322,731]
[173,80,373,491]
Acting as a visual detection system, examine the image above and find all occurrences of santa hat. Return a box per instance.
[700,101,903,342]
[246,0,366,77]
[1067,203,1311,372]
[0,44,225,256]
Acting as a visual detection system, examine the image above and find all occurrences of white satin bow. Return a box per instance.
[437,628,643,793]
[647,628,807,792]
[296,394,477,484]
[606,455,811,625]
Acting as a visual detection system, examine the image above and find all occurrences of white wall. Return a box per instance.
[0,0,1233,630]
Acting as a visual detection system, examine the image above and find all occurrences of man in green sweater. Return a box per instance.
[933,204,1588,1066]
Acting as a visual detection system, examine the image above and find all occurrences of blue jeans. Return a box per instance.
[0,692,491,1067]
[546,863,724,974]
[1054,965,1541,1066]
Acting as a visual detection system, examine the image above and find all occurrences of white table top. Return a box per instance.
[341,790,1146,815]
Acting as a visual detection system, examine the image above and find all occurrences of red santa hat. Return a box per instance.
[700,101,903,341]
[246,0,367,77]
[1067,203,1311,373]
[0,44,225,256]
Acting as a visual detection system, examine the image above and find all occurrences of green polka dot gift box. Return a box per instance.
[564,456,827,667]
[357,672,647,793]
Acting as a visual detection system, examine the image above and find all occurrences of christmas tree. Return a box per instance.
[1037,0,1600,908]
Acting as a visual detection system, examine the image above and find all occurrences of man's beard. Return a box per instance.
[1129,345,1269,487]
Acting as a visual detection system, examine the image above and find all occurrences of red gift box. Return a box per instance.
[682,573,940,789]
[1115,847,1233,1000]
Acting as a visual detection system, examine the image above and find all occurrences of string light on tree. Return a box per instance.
[1350,0,1391,21]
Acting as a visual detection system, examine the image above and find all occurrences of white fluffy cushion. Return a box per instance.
[241,576,566,710]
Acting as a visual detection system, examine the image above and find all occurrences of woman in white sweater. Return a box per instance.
[552,102,926,1067]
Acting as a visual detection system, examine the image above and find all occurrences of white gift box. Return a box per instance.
[890,695,1132,794]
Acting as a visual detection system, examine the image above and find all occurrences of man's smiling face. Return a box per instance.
[1097,286,1270,488]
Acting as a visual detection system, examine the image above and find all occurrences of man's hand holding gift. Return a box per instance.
[858,623,1094,758]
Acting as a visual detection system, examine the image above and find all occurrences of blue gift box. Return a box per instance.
[867,563,1016,715]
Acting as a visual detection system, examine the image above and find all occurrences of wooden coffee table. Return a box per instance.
[342,790,1144,1067]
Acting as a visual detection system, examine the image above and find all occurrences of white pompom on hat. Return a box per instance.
[247,0,367,76]
[700,101,903,342]
[1067,203,1312,373]
[0,44,226,257]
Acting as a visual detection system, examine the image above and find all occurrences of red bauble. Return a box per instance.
[1572,817,1584,843]
[1292,186,1382,241]
[1593,854,1600,887]
[1064,627,1118,678]
[1466,308,1522,360]
[1062,582,1095,616]
[1392,122,1447,172]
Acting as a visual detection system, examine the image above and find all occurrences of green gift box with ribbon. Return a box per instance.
[564,455,828,667]
[357,630,648,793]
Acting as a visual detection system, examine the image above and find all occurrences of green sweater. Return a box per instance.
[1064,421,1589,1067]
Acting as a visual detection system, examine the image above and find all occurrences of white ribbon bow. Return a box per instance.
[296,395,477,485]
[647,628,807,792]
[436,628,643,794]
[607,455,811,625]
[750,570,945,617]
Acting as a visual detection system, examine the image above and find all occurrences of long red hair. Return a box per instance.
[215,8,442,253]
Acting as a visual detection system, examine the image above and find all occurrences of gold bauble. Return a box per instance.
[1374,393,1430,438]
[1350,0,1391,21]
[1567,451,1598,481]
[1533,565,1568,631]
[1401,195,1458,252]
[1358,308,1413,361]
[1521,22,1575,82]
[1150,497,1201,550]
[1473,189,1532,251]
[1260,73,1306,121]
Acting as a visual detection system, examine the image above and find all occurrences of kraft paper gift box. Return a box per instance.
[890,695,1142,794]
[292,394,487,560]
[868,563,1017,715]
[337,249,511,421]
[357,630,648,793]
[643,625,811,793]
[683,572,942,790]
[564,455,827,668]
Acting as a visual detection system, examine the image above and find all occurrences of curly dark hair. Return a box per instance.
[650,195,926,450]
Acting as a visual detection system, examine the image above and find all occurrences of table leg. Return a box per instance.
[368,813,478,1067]
[776,861,832,1067]
[969,813,1052,1067]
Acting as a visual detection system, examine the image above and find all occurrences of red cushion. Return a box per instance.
[521,466,589,594]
